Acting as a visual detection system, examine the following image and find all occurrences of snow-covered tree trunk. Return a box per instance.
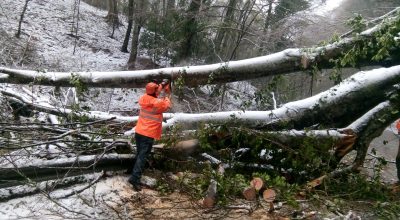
[0,154,133,188]
[1,13,398,88]
[2,66,400,132]
[162,65,400,129]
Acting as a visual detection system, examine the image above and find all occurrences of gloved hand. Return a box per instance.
[161,79,171,94]
[164,83,171,94]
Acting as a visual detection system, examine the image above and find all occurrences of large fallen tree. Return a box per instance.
[1,64,399,188]
[1,8,400,208]
[0,7,399,88]
[3,65,400,130]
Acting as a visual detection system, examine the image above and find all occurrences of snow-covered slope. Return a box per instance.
[0,0,130,71]
[0,0,257,113]
[0,0,146,113]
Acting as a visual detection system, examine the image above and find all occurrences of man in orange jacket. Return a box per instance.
[128,80,171,191]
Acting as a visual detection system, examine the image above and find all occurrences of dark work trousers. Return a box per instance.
[130,133,154,185]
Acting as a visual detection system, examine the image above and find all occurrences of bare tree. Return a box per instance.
[70,0,81,54]
[121,0,134,52]
[213,0,240,61]
[127,0,147,69]
[165,0,176,17]
[15,0,31,38]
[106,0,119,25]
[106,0,120,38]
[175,0,202,64]
[258,0,274,55]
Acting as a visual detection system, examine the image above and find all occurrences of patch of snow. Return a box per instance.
[0,0,130,72]
[0,174,133,219]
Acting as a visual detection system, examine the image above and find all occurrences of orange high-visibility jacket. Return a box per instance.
[396,120,400,133]
[135,94,171,140]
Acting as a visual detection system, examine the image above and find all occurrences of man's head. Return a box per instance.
[146,82,160,96]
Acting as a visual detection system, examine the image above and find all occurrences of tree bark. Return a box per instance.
[258,0,274,55]
[0,154,133,188]
[165,0,176,17]
[106,0,119,26]
[0,172,104,202]
[213,0,239,60]
[127,0,146,69]
[127,23,142,69]
[15,0,31,38]
[175,0,202,64]
[161,65,400,129]
[121,0,134,53]
[342,96,400,170]
[2,66,400,131]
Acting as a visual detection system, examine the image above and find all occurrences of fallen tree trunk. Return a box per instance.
[163,65,400,129]
[0,86,139,123]
[0,153,133,188]
[310,96,400,183]
[0,138,201,188]
[3,65,400,130]
[340,95,400,171]
[0,8,398,88]
[197,89,400,179]
[0,172,104,202]
[0,85,174,123]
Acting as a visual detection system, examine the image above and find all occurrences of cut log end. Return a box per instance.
[202,197,215,208]
[263,188,276,202]
[250,177,264,191]
[243,186,257,201]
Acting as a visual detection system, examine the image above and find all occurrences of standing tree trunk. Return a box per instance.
[70,0,81,54]
[213,0,239,61]
[166,0,176,17]
[127,0,147,69]
[229,0,257,60]
[127,24,142,69]
[175,0,202,64]
[121,0,134,52]
[106,0,119,26]
[258,0,273,55]
[16,0,31,38]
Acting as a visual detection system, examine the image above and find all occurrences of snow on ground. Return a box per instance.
[0,0,143,218]
[0,174,140,219]
[0,0,258,218]
[0,0,144,112]
[0,0,256,113]
[0,0,129,72]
